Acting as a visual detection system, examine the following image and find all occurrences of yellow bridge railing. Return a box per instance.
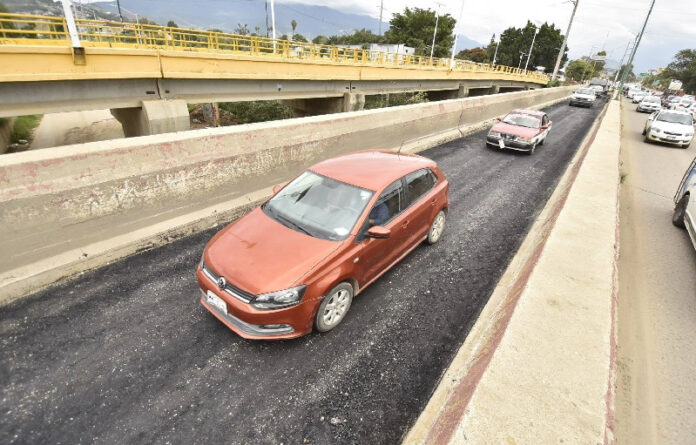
[0,12,548,83]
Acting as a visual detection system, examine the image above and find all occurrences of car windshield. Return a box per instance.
[642,96,660,103]
[262,171,373,241]
[656,112,693,125]
[502,113,541,128]
[577,88,594,95]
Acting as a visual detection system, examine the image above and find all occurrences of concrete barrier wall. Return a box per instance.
[0,86,573,233]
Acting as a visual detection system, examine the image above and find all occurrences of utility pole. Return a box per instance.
[449,0,466,68]
[378,0,384,36]
[116,0,124,22]
[552,0,578,81]
[615,0,656,99]
[582,45,598,82]
[492,36,499,66]
[524,26,539,72]
[59,0,81,48]
[265,0,270,37]
[518,52,527,69]
[430,3,443,60]
[270,0,276,51]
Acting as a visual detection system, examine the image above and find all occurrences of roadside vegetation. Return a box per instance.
[218,101,293,124]
[10,115,41,144]
[365,92,429,109]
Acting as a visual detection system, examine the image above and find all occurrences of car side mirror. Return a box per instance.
[496,117,502,122]
[367,226,391,239]
[272,184,283,194]
[648,114,655,121]
[541,124,549,130]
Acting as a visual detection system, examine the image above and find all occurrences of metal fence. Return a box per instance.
[0,12,548,83]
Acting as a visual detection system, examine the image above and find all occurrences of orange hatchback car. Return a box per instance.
[197,151,450,339]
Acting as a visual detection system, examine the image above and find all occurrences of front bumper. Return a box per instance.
[646,132,693,146]
[197,268,316,339]
[486,135,534,151]
[569,99,593,107]
[637,105,660,113]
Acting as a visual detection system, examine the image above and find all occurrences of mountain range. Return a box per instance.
[3,0,484,51]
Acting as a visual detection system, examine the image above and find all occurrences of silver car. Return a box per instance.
[636,95,661,113]
[673,157,696,249]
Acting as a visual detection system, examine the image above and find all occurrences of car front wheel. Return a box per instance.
[315,282,353,332]
[427,210,446,245]
[673,194,689,228]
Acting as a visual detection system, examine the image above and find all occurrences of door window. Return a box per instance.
[542,115,549,126]
[405,169,437,206]
[368,180,405,227]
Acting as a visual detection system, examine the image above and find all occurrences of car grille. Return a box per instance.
[201,262,254,303]
[501,133,518,141]
[664,131,683,136]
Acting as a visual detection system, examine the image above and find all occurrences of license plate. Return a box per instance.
[666,136,676,141]
[206,290,227,314]
[498,139,505,149]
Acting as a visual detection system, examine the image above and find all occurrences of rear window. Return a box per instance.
[405,169,437,204]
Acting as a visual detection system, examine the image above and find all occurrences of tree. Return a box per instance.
[384,7,455,58]
[617,63,636,83]
[313,35,329,45]
[167,20,178,28]
[565,59,590,82]
[234,23,250,36]
[457,47,489,63]
[494,21,568,72]
[486,34,496,62]
[327,29,382,46]
[661,49,696,94]
[291,19,297,39]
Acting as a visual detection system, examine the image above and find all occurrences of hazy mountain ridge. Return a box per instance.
[3,0,483,51]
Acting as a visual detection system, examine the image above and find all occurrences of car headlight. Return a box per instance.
[518,136,532,143]
[252,285,307,310]
[489,131,501,138]
[651,128,662,134]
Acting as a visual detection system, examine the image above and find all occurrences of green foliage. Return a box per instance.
[218,101,293,124]
[384,7,455,58]
[456,47,489,63]
[312,35,329,45]
[365,92,429,109]
[10,115,41,143]
[490,21,567,72]
[660,49,696,94]
[617,63,636,82]
[0,1,9,14]
[327,28,382,46]
[234,23,250,35]
[167,20,178,28]
[565,59,591,82]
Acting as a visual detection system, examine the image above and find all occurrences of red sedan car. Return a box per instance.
[485,109,552,154]
[197,151,450,339]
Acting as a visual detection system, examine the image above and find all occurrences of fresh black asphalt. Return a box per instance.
[0,97,607,445]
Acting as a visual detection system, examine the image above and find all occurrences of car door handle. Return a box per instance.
[431,198,438,206]
[402,220,410,228]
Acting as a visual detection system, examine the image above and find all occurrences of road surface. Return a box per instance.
[615,100,696,444]
[0,98,606,444]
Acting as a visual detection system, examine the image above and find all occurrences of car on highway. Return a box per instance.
[643,109,694,148]
[672,156,696,248]
[197,151,450,339]
[569,88,596,108]
[627,87,642,100]
[486,109,552,154]
[636,95,661,113]
[632,91,648,104]
[671,97,694,111]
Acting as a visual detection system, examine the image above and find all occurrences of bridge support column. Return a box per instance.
[489,85,501,95]
[427,86,469,101]
[111,100,190,137]
[286,93,365,117]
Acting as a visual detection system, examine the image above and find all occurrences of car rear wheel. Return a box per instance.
[315,283,353,332]
[427,210,446,245]
[673,194,689,229]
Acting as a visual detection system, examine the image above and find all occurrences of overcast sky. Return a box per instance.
[282,0,695,72]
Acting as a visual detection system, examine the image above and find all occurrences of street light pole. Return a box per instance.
[552,0,578,81]
[449,0,466,68]
[524,26,539,72]
[492,37,499,66]
[59,0,81,48]
[378,0,384,36]
[518,52,527,70]
[430,3,443,60]
[270,0,276,51]
[116,0,124,22]
[615,0,656,99]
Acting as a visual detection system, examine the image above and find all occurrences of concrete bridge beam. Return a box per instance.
[286,92,365,117]
[110,100,189,138]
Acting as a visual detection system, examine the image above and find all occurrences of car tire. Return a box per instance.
[528,143,537,155]
[427,210,446,245]
[539,137,545,146]
[642,128,646,135]
[643,134,650,143]
[672,194,689,229]
[315,282,354,333]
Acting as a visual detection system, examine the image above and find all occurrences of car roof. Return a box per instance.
[310,150,436,192]
[509,109,545,117]
[659,109,692,116]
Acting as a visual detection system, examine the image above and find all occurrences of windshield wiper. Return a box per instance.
[275,213,314,237]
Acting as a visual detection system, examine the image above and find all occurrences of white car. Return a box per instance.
[637,95,661,113]
[569,88,596,108]
[671,98,694,111]
[643,110,694,148]
[627,88,642,99]
[632,92,648,103]
[673,157,696,248]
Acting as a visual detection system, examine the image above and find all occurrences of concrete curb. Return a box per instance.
[403,99,620,444]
